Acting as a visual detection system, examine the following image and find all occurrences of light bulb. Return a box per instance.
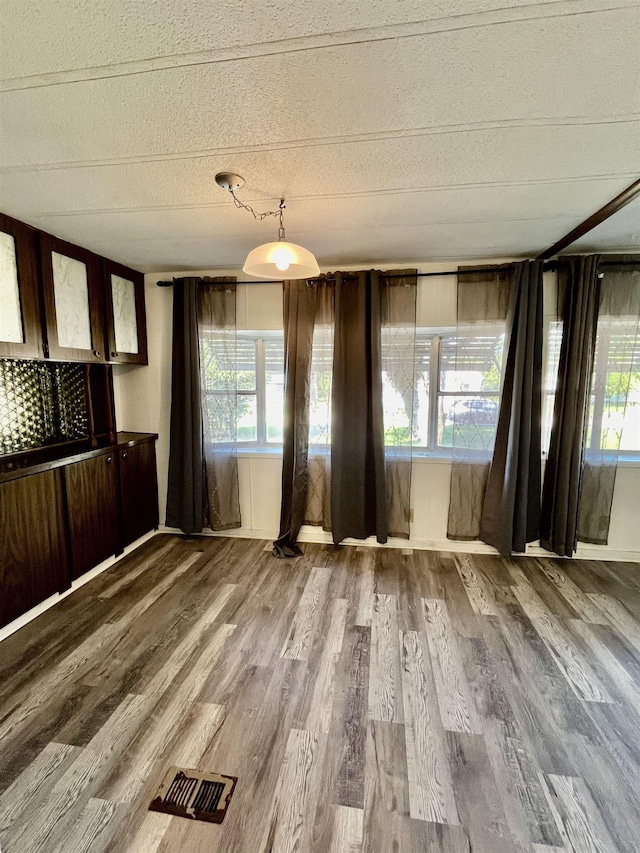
[273,247,291,271]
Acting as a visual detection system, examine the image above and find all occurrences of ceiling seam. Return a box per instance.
[2,0,637,92]
[2,116,638,175]
[26,214,586,229]
[21,176,640,219]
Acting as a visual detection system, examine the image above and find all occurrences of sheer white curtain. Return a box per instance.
[198,279,241,531]
[447,266,510,540]
[380,272,417,539]
[304,281,334,530]
[578,262,640,544]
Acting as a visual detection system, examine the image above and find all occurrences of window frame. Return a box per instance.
[587,319,640,460]
[415,326,505,454]
[201,330,284,448]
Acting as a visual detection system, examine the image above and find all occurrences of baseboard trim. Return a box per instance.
[0,529,160,644]
[159,524,639,563]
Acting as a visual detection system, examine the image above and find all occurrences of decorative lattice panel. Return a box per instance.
[0,359,89,455]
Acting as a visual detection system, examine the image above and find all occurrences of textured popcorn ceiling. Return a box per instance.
[0,0,638,271]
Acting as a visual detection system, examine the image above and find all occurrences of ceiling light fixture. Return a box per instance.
[215,172,320,280]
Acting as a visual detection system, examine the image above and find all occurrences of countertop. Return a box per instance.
[0,432,158,484]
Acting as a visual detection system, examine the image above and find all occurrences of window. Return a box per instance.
[203,324,639,456]
[434,330,504,451]
[587,320,640,454]
[201,331,284,446]
[541,319,640,457]
[308,327,505,454]
[408,328,505,452]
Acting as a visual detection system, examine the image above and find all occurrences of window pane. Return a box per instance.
[440,332,504,393]
[620,396,640,451]
[309,327,333,445]
[439,394,500,450]
[200,333,256,391]
[236,337,257,390]
[381,326,418,448]
[413,334,430,447]
[265,336,284,443]
[588,321,640,452]
[203,392,237,443]
[542,321,562,454]
[237,394,257,442]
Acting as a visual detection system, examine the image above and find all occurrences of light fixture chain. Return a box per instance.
[228,188,283,222]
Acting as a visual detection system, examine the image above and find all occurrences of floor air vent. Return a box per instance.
[149,766,237,824]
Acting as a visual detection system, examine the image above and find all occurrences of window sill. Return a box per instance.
[233,446,640,468]
[236,445,283,458]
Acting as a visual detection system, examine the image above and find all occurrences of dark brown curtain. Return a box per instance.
[198,279,241,531]
[331,271,388,544]
[540,256,601,557]
[273,279,321,557]
[480,260,544,554]
[166,277,204,533]
[274,270,416,555]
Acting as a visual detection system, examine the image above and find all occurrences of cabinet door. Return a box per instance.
[65,453,120,579]
[0,468,69,627]
[39,233,106,362]
[0,213,43,359]
[119,441,159,546]
[104,259,148,365]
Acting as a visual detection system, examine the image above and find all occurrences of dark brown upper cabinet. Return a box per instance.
[0,213,44,359]
[39,233,106,362]
[103,259,148,365]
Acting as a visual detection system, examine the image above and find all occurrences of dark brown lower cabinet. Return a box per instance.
[65,452,120,580]
[0,468,69,627]
[1,434,158,627]
[119,441,159,547]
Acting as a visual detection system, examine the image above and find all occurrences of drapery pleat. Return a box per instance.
[447,264,512,541]
[198,278,241,531]
[166,278,204,533]
[540,256,601,557]
[331,271,388,544]
[273,280,320,557]
[480,260,543,554]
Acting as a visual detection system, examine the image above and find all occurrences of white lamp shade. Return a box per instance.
[243,240,320,280]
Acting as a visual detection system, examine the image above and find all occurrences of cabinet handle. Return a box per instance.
[93,350,101,357]
[122,451,128,459]
[106,456,112,463]
[111,351,118,357]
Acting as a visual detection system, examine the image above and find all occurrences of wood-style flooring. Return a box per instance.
[1,535,640,852]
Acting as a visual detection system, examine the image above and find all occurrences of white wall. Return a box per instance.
[113,262,640,560]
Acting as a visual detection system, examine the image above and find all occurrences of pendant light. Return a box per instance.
[215,172,320,280]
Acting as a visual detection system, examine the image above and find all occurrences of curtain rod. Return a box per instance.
[155,258,639,286]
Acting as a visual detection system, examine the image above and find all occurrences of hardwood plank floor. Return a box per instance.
[1,534,639,852]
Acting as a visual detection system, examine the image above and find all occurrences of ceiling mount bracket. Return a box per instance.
[215,172,245,191]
